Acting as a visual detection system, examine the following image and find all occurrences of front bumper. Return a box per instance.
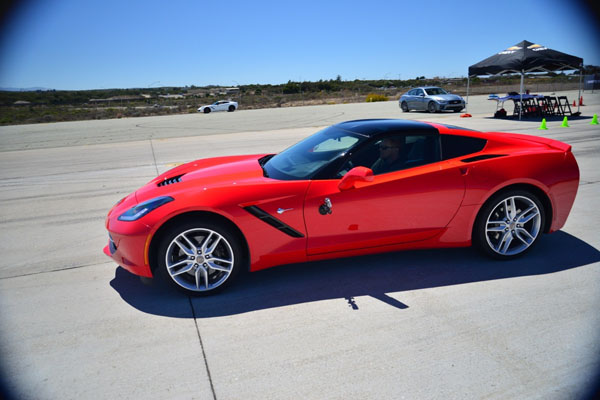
[438,101,465,111]
[104,209,154,277]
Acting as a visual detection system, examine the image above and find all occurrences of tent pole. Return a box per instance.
[466,76,470,113]
[519,70,524,120]
[578,63,582,113]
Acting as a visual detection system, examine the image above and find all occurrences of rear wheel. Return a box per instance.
[228,105,235,112]
[156,219,242,295]
[428,102,437,113]
[401,102,409,112]
[474,190,544,259]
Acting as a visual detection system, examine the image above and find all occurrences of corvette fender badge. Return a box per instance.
[277,208,294,214]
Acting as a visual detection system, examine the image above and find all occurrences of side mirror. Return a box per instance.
[338,166,374,191]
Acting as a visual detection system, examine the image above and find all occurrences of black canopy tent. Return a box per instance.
[466,40,583,118]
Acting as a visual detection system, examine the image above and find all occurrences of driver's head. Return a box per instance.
[378,137,403,163]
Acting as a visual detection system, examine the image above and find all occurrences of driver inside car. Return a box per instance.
[371,137,405,174]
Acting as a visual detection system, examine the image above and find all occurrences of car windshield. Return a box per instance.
[263,126,365,180]
[424,88,447,95]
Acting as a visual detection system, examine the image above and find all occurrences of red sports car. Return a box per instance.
[104,119,579,295]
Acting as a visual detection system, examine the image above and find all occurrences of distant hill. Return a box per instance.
[0,87,53,92]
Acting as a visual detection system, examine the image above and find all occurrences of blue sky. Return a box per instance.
[0,0,599,90]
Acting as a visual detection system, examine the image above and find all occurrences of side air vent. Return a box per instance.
[461,154,506,163]
[157,174,183,187]
[243,206,304,238]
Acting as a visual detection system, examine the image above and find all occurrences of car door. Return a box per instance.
[303,134,466,255]
[414,88,426,110]
[406,89,416,109]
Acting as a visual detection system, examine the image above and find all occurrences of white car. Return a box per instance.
[197,100,238,113]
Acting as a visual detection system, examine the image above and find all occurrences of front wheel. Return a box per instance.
[428,102,437,113]
[203,107,211,114]
[156,219,243,295]
[401,102,409,112]
[473,190,545,259]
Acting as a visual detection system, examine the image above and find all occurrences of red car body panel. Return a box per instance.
[304,160,465,255]
[104,120,579,279]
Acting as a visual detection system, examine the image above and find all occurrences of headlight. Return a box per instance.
[118,196,174,221]
[437,99,447,103]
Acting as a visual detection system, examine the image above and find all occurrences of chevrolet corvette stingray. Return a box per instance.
[104,119,579,295]
[197,100,238,113]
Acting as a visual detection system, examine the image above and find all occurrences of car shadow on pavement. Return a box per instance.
[483,115,593,122]
[110,231,600,318]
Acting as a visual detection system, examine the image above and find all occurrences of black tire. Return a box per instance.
[203,107,211,114]
[228,105,235,112]
[473,189,545,260]
[156,219,243,296]
[401,102,409,112]
[428,102,437,113]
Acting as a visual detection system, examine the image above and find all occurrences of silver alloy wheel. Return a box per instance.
[428,102,437,113]
[165,228,234,292]
[485,195,541,256]
[401,102,409,112]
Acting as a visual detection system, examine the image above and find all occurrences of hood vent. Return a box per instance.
[157,174,183,187]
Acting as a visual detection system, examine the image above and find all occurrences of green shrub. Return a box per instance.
[365,93,388,102]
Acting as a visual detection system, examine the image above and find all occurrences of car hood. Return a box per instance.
[135,154,268,202]
[430,94,463,101]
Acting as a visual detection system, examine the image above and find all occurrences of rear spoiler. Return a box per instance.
[492,132,572,152]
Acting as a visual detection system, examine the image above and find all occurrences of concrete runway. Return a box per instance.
[1,91,599,399]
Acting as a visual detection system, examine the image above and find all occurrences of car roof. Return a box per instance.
[334,119,439,137]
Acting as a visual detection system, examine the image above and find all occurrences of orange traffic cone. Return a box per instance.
[460,113,472,118]
[572,100,576,107]
[579,96,585,106]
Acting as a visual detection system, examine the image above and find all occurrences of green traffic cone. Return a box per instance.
[561,116,569,128]
[538,118,548,130]
[591,113,599,125]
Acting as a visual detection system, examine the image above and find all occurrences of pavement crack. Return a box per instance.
[0,262,104,280]
[188,296,217,400]
[149,138,160,176]
[580,180,600,186]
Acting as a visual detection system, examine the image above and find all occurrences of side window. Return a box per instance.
[440,134,487,160]
[337,134,441,177]
[416,89,424,96]
[408,89,416,96]
[404,135,441,168]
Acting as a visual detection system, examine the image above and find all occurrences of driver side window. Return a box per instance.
[337,134,441,177]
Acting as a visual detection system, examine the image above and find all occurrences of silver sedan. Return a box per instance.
[399,87,465,113]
